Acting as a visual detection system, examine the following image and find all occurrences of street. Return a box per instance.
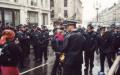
[19,46,109,75]
[0,0,120,75]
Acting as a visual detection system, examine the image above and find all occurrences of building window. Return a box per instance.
[64,0,67,7]
[14,11,20,26]
[14,0,18,2]
[50,0,54,7]
[3,0,10,1]
[64,10,68,18]
[0,10,2,23]
[51,10,54,18]
[31,0,37,6]
[41,0,43,6]
[28,11,38,25]
[42,13,48,25]
[4,10,13,25]
[0,8,20,26]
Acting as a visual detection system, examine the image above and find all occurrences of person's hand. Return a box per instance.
[60,53,65,62]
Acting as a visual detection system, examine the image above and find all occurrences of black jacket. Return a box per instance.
[39,30,49,47]
[0,41,23,66]
[111,32,120,51]
[84,31,98,52]
[30,31,41,46]
[16,30,30,45]
[63,30,86,65]
[98,31,114,54]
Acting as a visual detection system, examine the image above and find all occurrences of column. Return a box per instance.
[48,12,51,25]
[38,11,42,27]
[20,9,27,25]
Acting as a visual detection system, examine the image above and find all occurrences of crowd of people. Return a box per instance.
[0,24,49,75]
[0,20,119,75]
[51,21,120,75]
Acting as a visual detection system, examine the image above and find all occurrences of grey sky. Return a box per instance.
[82,0,118,24]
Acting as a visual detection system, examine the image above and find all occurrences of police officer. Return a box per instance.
[30,26,41,63]
[63,20,85,75]
[16,26,30,67]
[84,24,98,75]
[111,26,120,60]
[98,27,113,72]
[40,26,49,63]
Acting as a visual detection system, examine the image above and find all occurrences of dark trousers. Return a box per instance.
[63,64,82,75]
[84,51,94,72]
[51,53,61,75]
[33,45,41,60]
[23,44,30,58]
[39,46,48,63]
[19,43,30,67]
[100,53,113,72]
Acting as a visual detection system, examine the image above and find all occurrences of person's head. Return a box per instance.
[41,25,46,30]
[66,21,77,32]
[32,26,38,31]
[118,27,120,32]
[24,25,29,30]
[37,27,41,31]
[2,29,15,41]
[87,24,94,32]
[109,24,116,31]
[20,26,26,32]
[56,29,64,35]
[100,27,106,34]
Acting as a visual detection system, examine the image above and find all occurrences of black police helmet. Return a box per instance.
[63,20,77,27]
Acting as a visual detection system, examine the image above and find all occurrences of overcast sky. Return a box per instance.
[82,0,118,25]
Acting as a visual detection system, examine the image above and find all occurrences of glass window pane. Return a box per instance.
[42,13,48,25]
[64,0,67,7]
[14,11,20,26]
[64,10,68,17]
[4,10,12,25]
[0,10,2,22]
[28,12,38,25]
[50,0,54,7]
[0,10,2,28]
[51,10,54,18]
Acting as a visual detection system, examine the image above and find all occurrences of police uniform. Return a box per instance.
[98,31,114,72]
[111,29,120,55]
[30,29,41,62]
[84,30,98,75]
[39,30,49,63]
[16,29,30,67]
[63,21,86,75]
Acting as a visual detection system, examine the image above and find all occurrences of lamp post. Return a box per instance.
[113,3,117,24]
[96,7,99,22]
[94,0,101,26]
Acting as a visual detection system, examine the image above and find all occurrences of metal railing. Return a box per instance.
[108,55,120,75]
